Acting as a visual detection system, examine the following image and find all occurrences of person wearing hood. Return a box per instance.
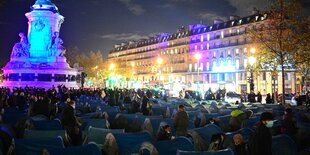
[248,112,274,155]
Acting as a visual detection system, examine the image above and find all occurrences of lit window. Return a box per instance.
[213,52,216,57]
[244,59,247,68]
[195,45,198,50]
[201,35,204,42]
[213,61,216,67]
[200,63,203,71]
[200,44,203,50]
[221,31,224,38]
[236,49,239,54]
[189,64,192,72]
[229,29,232,34]
[236,59,239,69]
[228,50,231,55]
[228,59,231,65]
[231,21,234,26]
[207,34,210,41]
[244,48,247,53]
[207,43,210,50]
[237,29,240,34]
[207,62,210,70]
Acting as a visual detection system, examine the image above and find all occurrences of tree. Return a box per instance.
[250,0,310,104]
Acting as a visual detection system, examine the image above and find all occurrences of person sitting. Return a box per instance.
[229,110,252,131]
[157,125,173,141]
[60,99,83,146]
[233,134,247,155]
[208,133,234,151]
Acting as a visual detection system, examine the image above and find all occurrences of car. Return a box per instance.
[225,92,241,103]
[278,94,297,105]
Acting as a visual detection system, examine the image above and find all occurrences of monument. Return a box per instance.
[2,0,79,88]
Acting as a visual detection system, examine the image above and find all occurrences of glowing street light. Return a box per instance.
[109,63,115,70]
[250,48,256,54]
[157,57,163,65]
[248,56,257,66]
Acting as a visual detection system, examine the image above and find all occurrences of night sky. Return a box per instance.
[0,0,309,67]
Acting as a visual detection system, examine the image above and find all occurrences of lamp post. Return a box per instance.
[194,53,202,91]
[248,56,256,92]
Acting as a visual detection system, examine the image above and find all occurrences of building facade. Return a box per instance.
[108,13,301,95]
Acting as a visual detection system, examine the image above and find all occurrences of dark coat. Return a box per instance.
[174,110,189,136]
[61,104,78,128]
[248,123,272,155]
[33,99,50,118]
[156,130,172,141]
[234,143,247,155]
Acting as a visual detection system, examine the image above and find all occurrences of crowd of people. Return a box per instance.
[0,85,309,154]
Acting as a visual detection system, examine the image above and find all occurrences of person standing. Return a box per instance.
[257,91,262,103]
[174,105,189,136]
[248,112,274,155]
[60,100,82,146]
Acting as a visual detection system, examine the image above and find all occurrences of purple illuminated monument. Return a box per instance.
[2,0,79,88]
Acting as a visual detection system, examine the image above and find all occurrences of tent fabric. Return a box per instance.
[14,137,65,155]
[113,131,152,155]
[82,119,107,129]
[31,120,63,130]
[176,148,234,155]
[187,130,207,151]
[191,124,222,148]
[87,127,124,145]
[154,136,194,155]
[23,129,65,139]
[272,134,297,155]
[46,143,101,155]
[139,142,159,155]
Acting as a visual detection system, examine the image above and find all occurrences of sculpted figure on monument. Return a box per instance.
[11,32,30,58]
[51,32,65,56]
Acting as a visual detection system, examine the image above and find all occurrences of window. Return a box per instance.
[189,64,192,72]
[195,63,198,71]
[213,61,217,67]
[195,45,198,50]
[263,72,266,80]
[213,52,216,57]
[54,74,66,82]
[201,35,204,42]
[9,74,19,81]
[207,34,210,41]
[228,50,231,55]
[219,73,225,81]
[211,73,217,82]
[38,74,52,82]
[207,62,210,71]
[200,62,203,71]
[221,31,224,38]
[21,73,35,81]
[236,59,240,69]
[207,43,210,50]
[236,49,239,55]
[244,59,248,68]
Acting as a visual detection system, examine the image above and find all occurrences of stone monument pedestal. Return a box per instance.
[1,0,79,89]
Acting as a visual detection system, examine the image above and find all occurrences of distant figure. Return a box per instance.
[157,125,173,141]
[174,104,189,136]
[257,91,262,103]
[265,93,273,104]
[233,134,247,155]
[248,112,274,155]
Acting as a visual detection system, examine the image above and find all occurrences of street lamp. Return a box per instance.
[248,56,256,92]
[194,53,202,91]
[109,63,115,71]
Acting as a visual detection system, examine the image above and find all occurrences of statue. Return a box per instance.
[11,32,30,58]
[51,32,65,56]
